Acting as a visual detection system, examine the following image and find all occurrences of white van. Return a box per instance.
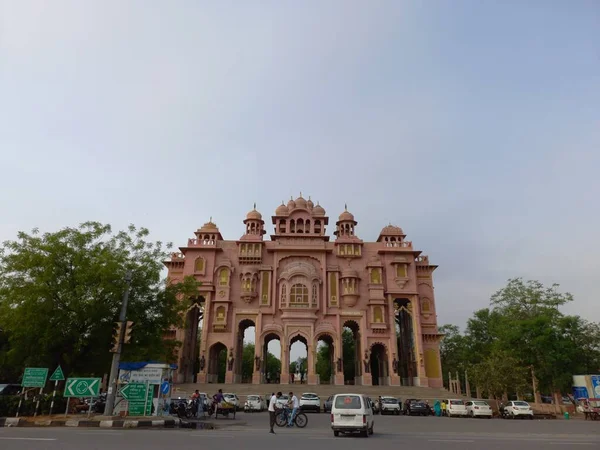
[330,393,374,437]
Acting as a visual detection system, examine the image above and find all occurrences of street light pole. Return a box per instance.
[104,271,132,416]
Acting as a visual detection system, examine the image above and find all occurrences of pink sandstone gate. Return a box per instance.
[164,196,443,387]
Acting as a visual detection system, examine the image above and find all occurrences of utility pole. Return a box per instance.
[104,271,132,416]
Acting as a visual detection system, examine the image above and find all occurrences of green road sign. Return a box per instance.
[22,368,49,388]
[120,383,147,402]
[49,366,65,382]
[120,383,153,416]
[64,378,101,398]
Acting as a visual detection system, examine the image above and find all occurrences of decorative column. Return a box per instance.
[307,344,317,385]
[252,316,263,385]
[280,342,289,385]
[196,293,211,384]
[334,332,345,385]
[225,346,235,384]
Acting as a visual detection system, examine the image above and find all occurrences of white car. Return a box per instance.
[445,399,468,417]
[299,393,321,413]
[331,393,374,437]
[223,393,240,411]
[276,394,289,407]
[504,400,534,419]
[380,397,401,415]
[465,400,493,418]
[244,394,266,412]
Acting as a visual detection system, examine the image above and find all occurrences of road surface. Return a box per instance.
[1,413,598,449]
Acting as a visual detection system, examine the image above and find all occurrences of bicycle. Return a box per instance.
[275,406,308,428]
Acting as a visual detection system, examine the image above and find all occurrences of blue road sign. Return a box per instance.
[160,381,170,395]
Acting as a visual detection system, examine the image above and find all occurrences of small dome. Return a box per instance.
[338,210,355,222]
[199,218,218,231]
[275,202,289,216]
[307,197,314,209]
[380,224,404,236]
[246,209,262,220]
[295,195,308,209]
[287,197,296,209]
[312,203,326,216]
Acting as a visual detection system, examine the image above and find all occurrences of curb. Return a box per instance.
[0,417,181,429]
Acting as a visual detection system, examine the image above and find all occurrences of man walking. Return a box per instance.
[268,392,281,434]
[287,391,299,427]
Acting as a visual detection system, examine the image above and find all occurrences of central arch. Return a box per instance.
[262,332,282,384]
[180,296,204,383]
[289,333,308,384]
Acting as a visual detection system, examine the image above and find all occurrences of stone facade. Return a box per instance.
[165,196,443,387]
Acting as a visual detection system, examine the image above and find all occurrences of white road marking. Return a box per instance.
[75,431,124,435]
[0,437,57,441]
[549,443,595,446]
[429,439,475,443]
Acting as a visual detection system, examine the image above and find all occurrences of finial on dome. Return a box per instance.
[253,202,256,209]
[210,216,212,222]
[345,203,348,210]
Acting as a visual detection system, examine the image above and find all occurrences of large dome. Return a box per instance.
[295,195,308,209]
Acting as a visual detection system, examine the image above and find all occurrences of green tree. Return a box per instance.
[265,351,281,382]
[342,329,355,382]
[242,343,255,383]
[0,222,199,378]
[316,343,332,383]
[438,324,468,385]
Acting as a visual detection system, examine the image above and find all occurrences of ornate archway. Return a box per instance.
[315,333,336,384]
[370,343,389,386]
[207,342,227,383]
[342,320,362,385]
[394,298,416,386]
[234,319,256,383]
[180,296,205,383]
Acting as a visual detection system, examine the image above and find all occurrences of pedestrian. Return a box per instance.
[287,391,299,427]
[434,400,441,417]
[268,392,281,434]
[441,400,447,416]
[300,371,304,384]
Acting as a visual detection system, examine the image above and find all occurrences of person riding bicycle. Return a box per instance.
[287,391,299,427]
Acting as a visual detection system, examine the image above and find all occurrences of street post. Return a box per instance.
[104,271,132,416]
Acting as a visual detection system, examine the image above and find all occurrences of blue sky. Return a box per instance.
[1,1,598,361]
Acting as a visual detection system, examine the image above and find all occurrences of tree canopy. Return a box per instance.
[0,222,199,381]
[439,278,600,397]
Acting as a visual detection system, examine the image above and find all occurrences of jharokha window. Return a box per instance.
[290,284,309,306]
[219,268,230,286]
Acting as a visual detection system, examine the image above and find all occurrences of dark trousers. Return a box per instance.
[269,411,276,430]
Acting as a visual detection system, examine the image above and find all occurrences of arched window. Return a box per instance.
[314,220,321,234]
[421,298,431,313]
[374,306,383,323]
[396,264,407,278]
[219,268,230,286]
[216,306,226,322]
[195,257,205,273]
[312,283,318,305]
[290,284,309,306]
[296,218,304,233]
[305,220,311,233]
[290,219,296,233]
[370,268,381,284]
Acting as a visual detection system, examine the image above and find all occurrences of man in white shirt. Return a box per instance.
[268,392,281,434]
[287,391,299,427]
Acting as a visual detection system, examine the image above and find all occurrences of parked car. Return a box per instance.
[445,399,468,417]
[276,394,289,407]
[465,400,493,418]
[223,393,240,411]
[244,394,266,412]
[404,400,430,416]
[0,384,21,396]
[331,393,374,437]
[380,397,401,415]
[299,393,321,413]
[323,395,333,413]
[503,400,534,419]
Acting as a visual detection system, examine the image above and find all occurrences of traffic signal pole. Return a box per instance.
[104,271,132,416]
